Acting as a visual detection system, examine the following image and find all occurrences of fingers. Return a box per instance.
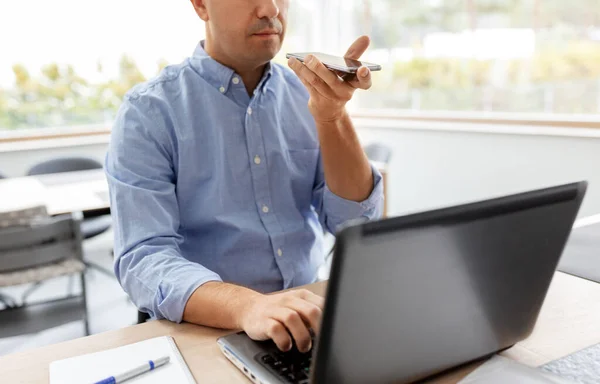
[347,66,372,90]
[288,56,357,100]
[343,36,373,91]
[296,289,325,309]
[344,35,371,60]
[288,57,336,98]
[287,296,323,336]
[248,290,326,353]
[272,307,313,352]
[265,319,293,352]
[303,55,345,89]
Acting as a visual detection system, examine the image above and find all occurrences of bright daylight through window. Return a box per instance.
[1,0,599,131]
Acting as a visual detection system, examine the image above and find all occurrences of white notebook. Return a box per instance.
[49,336,196,384]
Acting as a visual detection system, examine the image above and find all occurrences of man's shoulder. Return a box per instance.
[124,60,194,104]
[112,61,196,139]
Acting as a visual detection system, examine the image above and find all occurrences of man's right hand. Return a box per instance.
[239,289,324,353]
[183,282,324,353]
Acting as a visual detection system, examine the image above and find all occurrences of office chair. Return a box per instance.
[318,142,394,281]
[138,310,151,324]
[364,142,392,218]
[27,157,104,175]
[26,156,114,277]
[0,213,90,337]
[363,142,393,165]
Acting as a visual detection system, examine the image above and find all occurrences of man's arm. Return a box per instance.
[316,111,373,202]
[183,282,323,352]
[108,97,323,352]
[106,98,223,322]
[288,36,384,231]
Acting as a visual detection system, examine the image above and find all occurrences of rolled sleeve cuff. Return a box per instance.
[156,267,222,323]
[323,163,384,232]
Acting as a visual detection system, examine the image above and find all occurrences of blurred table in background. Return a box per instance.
[0,165,389,218]
[0,169,109,216]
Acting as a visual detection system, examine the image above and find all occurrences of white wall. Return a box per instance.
[355,121,600,218]
[1,121,599,218]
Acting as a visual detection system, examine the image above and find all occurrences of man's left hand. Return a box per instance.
[288,36,373,124]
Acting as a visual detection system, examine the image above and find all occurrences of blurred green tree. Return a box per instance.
[90,54,148,115]
[1,55,151,130]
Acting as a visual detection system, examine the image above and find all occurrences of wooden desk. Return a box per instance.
[1,272,599,384]
[0,164,389,217]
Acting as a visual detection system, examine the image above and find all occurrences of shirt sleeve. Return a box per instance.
[311,152,385,234]
[105,96,222,323]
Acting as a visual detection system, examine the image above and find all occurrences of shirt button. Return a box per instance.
[219,86,225,93]
[247,107,253,115]
[254,155,261,165]
[277,249,283,257]
[232,76,240,85]
[262,205,269,213]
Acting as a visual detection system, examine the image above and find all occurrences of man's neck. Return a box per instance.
[237,66,267,96]
[204,39,267,96]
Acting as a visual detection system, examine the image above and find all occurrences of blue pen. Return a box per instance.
[93,356,170,384]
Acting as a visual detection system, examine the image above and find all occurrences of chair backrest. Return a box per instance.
[0,214,83,273]
[363,143,393,165]
[27,157,103,176]
[0,205,48,229]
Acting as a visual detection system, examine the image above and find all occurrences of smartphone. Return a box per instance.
[285,52,382,74]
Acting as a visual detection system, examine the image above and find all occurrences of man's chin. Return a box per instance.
[252,33,281,47]
[254,44,281,62]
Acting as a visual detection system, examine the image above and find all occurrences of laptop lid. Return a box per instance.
[312,181,587,384]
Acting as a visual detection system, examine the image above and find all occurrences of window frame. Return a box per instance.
[1,111,599,147]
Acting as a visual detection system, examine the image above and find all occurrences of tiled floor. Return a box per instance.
[0,230,138,357]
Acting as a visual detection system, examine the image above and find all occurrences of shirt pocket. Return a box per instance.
[286,148,320,211]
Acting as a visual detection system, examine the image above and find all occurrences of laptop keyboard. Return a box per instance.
[258,348,312,383]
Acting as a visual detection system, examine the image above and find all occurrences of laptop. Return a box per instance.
[217,181,587,384]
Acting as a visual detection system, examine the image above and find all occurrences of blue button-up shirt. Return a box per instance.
[105,42,384,322]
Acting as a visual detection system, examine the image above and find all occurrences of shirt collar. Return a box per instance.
[189,40,274,95]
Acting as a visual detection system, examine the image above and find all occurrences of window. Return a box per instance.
[0,0,328,132]
[0,0,203,131]
[2,0,599,132]
[341,0,600,114]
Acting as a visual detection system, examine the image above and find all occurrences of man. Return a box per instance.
[105,0,383,354]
